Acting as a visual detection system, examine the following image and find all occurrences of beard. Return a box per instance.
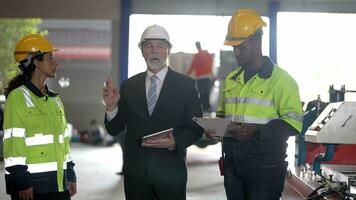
[146,56,167,71]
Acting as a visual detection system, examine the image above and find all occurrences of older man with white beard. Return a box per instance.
[102,24,204,200]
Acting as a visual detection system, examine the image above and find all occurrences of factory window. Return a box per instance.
[278,12,356,103]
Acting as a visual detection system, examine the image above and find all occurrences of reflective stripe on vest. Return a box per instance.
[27,161,67,173]
[218,65,303,132]
[5,157,26,167]
[3,128,26,139]
[25,134,54,146]
[5,129,66,145]
[60,128,71,143]
[20,87,35,107]
[286,112,303,122]
[225,97,274,107]
[64,128,70,137]
[226,115,279,124]
[59,134,64,143]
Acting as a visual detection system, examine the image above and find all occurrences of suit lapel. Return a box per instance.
[136,73,149,116]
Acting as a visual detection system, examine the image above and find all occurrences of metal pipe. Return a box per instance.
[345,90,356,93]
[313,144,335,175]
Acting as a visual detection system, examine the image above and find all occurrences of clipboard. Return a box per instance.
[142,128,173,141]
[193,117,231,137]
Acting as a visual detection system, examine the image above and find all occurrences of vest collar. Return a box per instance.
[24,79,58,98]
[231,56,275,81]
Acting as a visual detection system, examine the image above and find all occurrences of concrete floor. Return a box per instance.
[1,143,226,200]
[1,142,304,200]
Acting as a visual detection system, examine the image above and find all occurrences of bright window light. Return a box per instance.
[278,12,356,103]
[278,12,356,168]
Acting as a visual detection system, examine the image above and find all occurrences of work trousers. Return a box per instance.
[223,139,287,200]
[197,78,212,112]
[11,190,70,200]
[124,174,186,200]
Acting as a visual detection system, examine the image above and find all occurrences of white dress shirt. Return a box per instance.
[106,67,168,121]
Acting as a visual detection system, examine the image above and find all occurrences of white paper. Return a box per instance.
[193,117,231,137]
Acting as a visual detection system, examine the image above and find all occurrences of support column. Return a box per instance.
[268,1,279,63]
[118,0,132,85]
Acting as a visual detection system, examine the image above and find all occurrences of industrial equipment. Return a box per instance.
[285,85,356,200]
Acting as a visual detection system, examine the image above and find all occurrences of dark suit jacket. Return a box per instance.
[105,67,203,182]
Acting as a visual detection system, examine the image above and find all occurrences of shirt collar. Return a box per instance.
[146,66,168,82]
[24,79,58,97]
[231,56,274,80]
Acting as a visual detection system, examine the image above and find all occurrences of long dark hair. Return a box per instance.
[4,54,44,98]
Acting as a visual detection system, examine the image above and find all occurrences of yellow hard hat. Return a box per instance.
[14,33,58,62]
[224,9,266,46]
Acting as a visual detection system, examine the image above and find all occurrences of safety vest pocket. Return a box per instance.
[27,146,48,157]
[26,145,51,164]
[25,109,49,133]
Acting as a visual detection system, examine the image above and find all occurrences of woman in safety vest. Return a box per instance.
[3,34,77,200]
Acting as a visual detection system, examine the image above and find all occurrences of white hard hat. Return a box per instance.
[138,24,172,48]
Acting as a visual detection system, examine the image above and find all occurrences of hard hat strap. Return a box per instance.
[18,52,45,71]
[19,54,34,70]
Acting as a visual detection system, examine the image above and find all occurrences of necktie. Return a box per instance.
[147,75,158,115]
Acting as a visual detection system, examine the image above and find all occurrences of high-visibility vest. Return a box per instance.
[3,85,72,192]
[217,64,303,133]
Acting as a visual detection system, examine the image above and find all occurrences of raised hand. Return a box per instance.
[68,181,77,197]
[102,77,120,111]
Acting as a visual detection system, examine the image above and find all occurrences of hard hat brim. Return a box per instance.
[14,49,60,63]
[138,39,172,49]
[14,48,59,55]
[224,40,245,47]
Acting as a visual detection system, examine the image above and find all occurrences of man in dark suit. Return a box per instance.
[102,24,204,200]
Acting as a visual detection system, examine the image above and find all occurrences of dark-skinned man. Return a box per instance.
[206,9,303,200]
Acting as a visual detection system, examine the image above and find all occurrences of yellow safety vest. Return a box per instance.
[217,61,303,133]
[3,84,72,192]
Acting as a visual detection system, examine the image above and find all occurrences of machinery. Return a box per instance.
[285,85,356,199]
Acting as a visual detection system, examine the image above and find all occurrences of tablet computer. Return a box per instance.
[142,128,173,141]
